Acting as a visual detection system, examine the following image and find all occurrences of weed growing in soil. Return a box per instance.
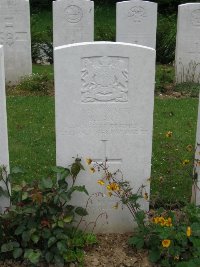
[0,159,96,266]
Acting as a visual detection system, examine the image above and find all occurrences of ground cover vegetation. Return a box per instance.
[0,161,97,266]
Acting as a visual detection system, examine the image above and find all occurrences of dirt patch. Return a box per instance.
[84,233,156,267]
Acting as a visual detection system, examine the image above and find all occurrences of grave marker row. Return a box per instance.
[53,0,158,49]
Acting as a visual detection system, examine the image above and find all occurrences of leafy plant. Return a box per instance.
[16,73,54,94]
[0,159,97,266]
[129,204,200,267]
[86,158,148,222]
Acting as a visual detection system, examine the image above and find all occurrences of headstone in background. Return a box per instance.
[54,42,155,233]
[53,0,94,47]
[176,3,200,83]
[0,0,32,84]
[192,94,200,205]
[116,0,157,49]
[0,45,10,213]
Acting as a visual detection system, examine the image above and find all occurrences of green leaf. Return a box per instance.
[58,220,64,228]
[22,191,28,201]
[31,234,40,244]
[75,207,88,216]
[48,236,57,247]
[71,185,89,196]
[13,248,23,259]
[149,249,161,263]
[1,242,14,252]
[40,177,53,189]
[24,249,41,265]
[52,166,66,173]
[22,231,31,242]
[45,251,53,263]
[60,169,70,179]
[128,236,144,249]
[63,215,73,223]
[12,185,22,192]
[54,254,64,266]
[57,241,67,253]
[63,250,77,262]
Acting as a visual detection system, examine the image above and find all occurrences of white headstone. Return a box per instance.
[116,0,157,49]
[55,42,155,233]
[176,3,200,83]
[0,45,10,213]
[192,94,200,205]
[53,0,94,47]
[0,0,32,84]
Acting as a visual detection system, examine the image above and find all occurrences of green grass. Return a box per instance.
[7,96,55,182]
[6,96,199,204]
[152,98,198,204]
[32,64,53,76]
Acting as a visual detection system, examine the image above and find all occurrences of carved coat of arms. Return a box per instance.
[81,56,129,103]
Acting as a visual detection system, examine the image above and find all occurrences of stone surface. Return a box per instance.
[175,3,200,83]
[116,0,157,49]
[0,0,32,84]
[53,0,94,47]
[54,42,155,233]
[0,45,10,213]
[193,93,200,205]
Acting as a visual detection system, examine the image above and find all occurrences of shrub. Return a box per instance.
[0,159,97,266]
[129,204,200,267]
[156,14,177,64]
[16,73,54,94]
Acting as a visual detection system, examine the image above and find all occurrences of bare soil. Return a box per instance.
[84,233,155,267]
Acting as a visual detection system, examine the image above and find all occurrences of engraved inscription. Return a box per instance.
[81,56,129,103]
[65,5,83,23]
[128,6,146,22]
[191,9,200,26]
[0,17,28,46]
[5,21,14,47]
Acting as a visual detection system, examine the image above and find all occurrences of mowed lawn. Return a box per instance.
[6,96,199,204]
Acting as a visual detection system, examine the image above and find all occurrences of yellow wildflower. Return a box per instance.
[153,217,160,224]
[86,158,92,165]
[158,217,165,226]
[97,180,105,186]
[182,159,190,166]
[186,226,192,237]
[165,218,172,227]
[166,131,173,138]
[107,182,120,191]
[90,167,95,174]
[162,239,171,248]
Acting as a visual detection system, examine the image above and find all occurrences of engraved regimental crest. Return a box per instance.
[128,6,146,22]
[65,5,83,23]
[191,9,200,26]
[81,56,129,103]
